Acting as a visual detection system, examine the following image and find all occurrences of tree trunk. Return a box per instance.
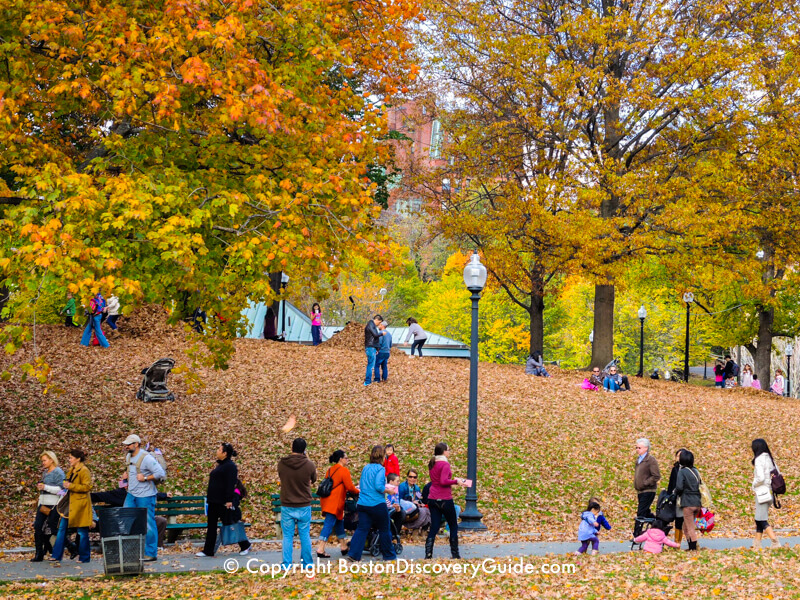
[754,305,775,388]
[591,284,615,369]
[528,291,545,357]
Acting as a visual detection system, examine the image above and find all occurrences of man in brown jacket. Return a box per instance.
[278,437,317,569]
[633,438,660,536]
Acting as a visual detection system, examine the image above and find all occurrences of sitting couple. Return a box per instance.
[586,361,631,392]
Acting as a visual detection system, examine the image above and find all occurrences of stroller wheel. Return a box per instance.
[369,543,381,557]
[394,541,403,556]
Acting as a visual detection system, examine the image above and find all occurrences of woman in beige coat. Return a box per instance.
[50,449,93,563]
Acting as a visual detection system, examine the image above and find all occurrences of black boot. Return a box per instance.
[687,540,697,551]
[424,537,434,560]
[449,538,460,559]
[31,529,44,562]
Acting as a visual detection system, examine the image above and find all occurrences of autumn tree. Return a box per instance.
[0,0,422,373]
[419,0,781,366]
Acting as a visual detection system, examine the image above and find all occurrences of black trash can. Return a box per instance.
[97,507,147,575]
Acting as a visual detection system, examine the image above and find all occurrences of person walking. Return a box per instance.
[80,293,110,348]
[316,449,359,558]
[310,303,323,346]
[277,438,317,569]
[61,293,78,327]
[364,314,385,386]
[346,445,397,562]
[196,443,251,557]
[106,295,121,332]
[633,438,660,537]
[425,442,468,559]
[50,449,93,564]
[31,451,65,561]
[404,318,428,357]
[122,434,166,561]
[752,438,781,550]
[374,321,392,382]
[666,448,688,548]
[674,449,703,551]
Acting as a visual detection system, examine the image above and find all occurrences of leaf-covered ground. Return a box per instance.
[2,548,799,598]
[1,309,799,550]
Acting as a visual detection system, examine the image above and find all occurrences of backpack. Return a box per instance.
[316,465,340,498]
[235,477,247,500]
[655,489,678,523]
[732,362,740,377]
[127,449,167,485]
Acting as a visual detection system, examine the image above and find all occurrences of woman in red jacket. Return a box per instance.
[425,442,467,559]
[316,450,359,558]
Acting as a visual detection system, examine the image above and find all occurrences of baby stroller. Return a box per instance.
[342,492,403,557]
[136,358,176,402]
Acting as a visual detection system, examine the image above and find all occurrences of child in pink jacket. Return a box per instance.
[634,520,681,553]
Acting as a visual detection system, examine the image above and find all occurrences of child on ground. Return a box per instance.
[751,374,762,390]
[576,499,610,555]
[633,519,681,553]
[384,444,400,478]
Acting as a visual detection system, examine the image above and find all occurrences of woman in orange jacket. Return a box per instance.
[316,450,359,558]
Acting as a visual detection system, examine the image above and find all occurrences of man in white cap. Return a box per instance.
[122,434,166,561]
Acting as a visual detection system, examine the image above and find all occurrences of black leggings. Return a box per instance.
[426,499,458,551]
[411,339,426,357]
[33,507,59,554]
[202,503,249,555]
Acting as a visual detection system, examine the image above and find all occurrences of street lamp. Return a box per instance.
[461,251,487,530]
[786,344,793,398]
[637,305,647,377]
[280,273,290,339]
[682,292,694,382]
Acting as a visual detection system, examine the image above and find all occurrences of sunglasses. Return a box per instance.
[407,476,418,479]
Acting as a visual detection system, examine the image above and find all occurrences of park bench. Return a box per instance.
[156,495,250,542]
[271,493,324,537]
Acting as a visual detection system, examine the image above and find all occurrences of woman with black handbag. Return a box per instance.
[666,448,687,549]
[196,443,251,557]
[31,451,65,561]
[752,438,781,550]
[316,450,359,558]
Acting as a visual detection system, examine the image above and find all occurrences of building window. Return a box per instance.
[430,120,442,159]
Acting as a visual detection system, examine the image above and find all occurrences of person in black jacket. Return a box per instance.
[666,449,687,548]
[196,443,251,557]
[364,315,385,387]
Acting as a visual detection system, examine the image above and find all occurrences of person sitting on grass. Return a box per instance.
[634,519,680,553]
[525,350,551,377]
[603,364,630,392]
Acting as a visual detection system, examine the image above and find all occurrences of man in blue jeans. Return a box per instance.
[364,314,385,386]
[122,434,166,561]
[374,321,392,382]
[277,438,317,569]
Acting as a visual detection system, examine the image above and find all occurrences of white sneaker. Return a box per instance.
[239,548,250,556]
[195,552,208,558]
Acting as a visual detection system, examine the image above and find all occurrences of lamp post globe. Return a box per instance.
[461,251,487,530]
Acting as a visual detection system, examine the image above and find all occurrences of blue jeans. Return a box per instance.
[364,347,378,385]
[347,503,396,561]
[281,506,313,568]
[311,325,321,346]
[107,314,120,330]
[319,512,346,541]
[52,516,90,562]
[81,314,109,347]
[603,377,620,392]
[124,493,158,558]
[411,339,426,356]
[374,352,390,381]
[445,504,462,532]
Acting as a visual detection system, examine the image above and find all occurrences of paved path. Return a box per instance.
[2,536,797,582]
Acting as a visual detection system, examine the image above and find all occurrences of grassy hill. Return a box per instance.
[1,309,799,547]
